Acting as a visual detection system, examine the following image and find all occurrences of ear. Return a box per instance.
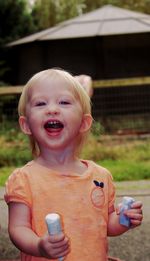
[19,116,32,135]
[79,114,93,133]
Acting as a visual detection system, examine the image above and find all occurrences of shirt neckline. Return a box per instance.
[29,159,92,179]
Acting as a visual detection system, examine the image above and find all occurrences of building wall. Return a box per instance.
[6,33,150,85]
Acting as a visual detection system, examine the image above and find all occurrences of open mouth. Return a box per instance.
[44,120,64,132]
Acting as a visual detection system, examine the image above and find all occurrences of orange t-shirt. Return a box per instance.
[5,160,115,261]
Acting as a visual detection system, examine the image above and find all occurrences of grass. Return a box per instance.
[100,159,150,181]
[0,125,150,186]
[0,166,16,186]
[81,134,150,182]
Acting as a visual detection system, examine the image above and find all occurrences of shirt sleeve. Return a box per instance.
[4,168,32,207]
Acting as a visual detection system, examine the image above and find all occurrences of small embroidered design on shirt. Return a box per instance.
[91,180,105,208]
[93,180,104,188]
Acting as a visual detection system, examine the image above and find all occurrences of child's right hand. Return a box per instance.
[38,232,70,259]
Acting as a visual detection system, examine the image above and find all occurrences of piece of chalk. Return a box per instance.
[119,196,135,227]
[45,213,62,235]
[45,213,63,261]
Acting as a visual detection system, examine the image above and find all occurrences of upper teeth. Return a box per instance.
[48,121,59,124]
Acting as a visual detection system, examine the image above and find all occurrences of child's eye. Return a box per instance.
[59,100,70,105]
[35,101,46,106]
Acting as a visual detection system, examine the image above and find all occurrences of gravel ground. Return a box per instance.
[0,180,150,261]
[108,180,150,261]
[108,222,150,261]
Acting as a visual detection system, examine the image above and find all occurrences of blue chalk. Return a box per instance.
[119,196,135,227]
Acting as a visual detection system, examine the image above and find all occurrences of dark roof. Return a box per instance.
[8,4,150,46]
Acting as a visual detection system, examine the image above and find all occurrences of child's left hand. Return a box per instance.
[117,201,143,228]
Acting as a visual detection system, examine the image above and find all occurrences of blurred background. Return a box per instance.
[0,1,150,260]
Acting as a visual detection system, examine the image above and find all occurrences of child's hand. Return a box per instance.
[116,201,143,228]
[38,232,70,259]
[75,75,93,97]
[125,201,143,227]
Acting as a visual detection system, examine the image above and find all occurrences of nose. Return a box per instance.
[46,103,59,115]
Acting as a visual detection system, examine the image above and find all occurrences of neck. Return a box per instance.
[35,147,88,175]
[36,146,77,168]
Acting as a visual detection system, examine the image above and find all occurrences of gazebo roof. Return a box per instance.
[8,4,150,46]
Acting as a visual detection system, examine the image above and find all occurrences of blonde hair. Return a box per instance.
[18,68,92,157]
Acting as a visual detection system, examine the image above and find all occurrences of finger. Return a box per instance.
[51,243,70,258]
[55,247,71,259]
[130,219,142,227]
[127,213,143,226]
[116,203,122,215]
[131,201,143,209]
[52,237,70,249]
[125,208,143,217]
[126,208,143,215]
[48,232,65,243]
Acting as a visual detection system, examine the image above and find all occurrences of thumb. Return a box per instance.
[116,203,122,215]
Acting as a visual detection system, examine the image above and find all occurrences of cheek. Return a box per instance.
[71,112,82,123]
[71,107,83,121]
[70,117,83,134]
[27,116,39,133]
[27,109,39,122]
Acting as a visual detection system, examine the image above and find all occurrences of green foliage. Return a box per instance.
[0,0,36,83]
[0,0,36,46]
[81,134,150,181]
[82,134,150,162]
[56,0,86,22]
[0,147,31,167]
[0,167,16,186]
[32,0,86,30]
[32,0,58,29]
[100,160,150,181]
[0,127,32,168]
[83,0,150,14]
[116,0,150,14]
[91,121,105,137]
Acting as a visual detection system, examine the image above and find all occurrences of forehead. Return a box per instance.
[28,74,77,97]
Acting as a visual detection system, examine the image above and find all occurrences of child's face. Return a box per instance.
[19,76,91,152]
